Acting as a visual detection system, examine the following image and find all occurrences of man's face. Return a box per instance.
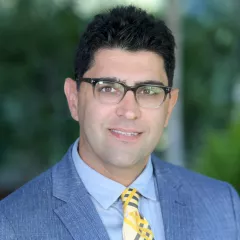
[65,48,178,171]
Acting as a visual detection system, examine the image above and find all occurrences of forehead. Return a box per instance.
[84,48,168,85]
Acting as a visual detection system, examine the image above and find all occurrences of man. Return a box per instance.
[0,5,239,240]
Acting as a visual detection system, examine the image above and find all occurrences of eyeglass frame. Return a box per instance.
[76,77,172,108]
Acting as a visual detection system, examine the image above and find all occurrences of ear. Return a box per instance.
[164,88,179,127]
[64,78,79,121]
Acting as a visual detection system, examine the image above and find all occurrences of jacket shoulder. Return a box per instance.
[152,154,235,190]
[0,166,53,211]
[0,145,73,212]
[152,155,240,237]
[152,155,240,215]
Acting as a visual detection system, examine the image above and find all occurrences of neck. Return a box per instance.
[92,162,148,187]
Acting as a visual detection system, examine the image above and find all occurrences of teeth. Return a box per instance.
[111,129,139,136]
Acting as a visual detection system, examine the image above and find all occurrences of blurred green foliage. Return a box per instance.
[195,120,240,193]
[183,14,240,161]
[0,0,84,188]
[0,0,239,192]
[182,3,240,193]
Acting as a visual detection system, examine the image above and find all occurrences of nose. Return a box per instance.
[115,90,141,120]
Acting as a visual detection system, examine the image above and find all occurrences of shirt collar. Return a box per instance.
[72,138,157,210]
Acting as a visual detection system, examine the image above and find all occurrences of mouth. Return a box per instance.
[108,128,143,142]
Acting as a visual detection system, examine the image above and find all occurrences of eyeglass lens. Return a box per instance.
[94,81,166,108]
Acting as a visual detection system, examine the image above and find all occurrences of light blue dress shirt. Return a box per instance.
[72,139,165,240]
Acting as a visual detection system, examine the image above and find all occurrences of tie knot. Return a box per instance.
[121,188,140,211]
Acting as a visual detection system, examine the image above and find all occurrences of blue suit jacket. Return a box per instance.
[0,144,239,240]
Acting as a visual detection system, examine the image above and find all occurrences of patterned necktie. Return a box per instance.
[121,188,155,240]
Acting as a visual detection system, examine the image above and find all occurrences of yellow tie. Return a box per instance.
[121,188,155,240]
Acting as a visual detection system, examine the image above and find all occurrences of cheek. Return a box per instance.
[79,100,111,130]
[147,109,167,134]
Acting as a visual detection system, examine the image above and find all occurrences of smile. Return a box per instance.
[109,128,142,142]
[110,129,139,136]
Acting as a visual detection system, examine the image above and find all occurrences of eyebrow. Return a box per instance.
[100,77,166,87]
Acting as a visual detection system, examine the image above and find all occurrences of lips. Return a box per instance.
[109,128,142,142]
[110,129,139,136]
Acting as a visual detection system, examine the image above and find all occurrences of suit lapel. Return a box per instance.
[54,195,110,240]
[152,155,194,240]
[52,146,110,240]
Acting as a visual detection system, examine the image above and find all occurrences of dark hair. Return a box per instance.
[74,5,176,87]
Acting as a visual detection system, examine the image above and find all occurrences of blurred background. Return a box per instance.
[0,0,239,199]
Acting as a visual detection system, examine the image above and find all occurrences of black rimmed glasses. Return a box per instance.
[77,78,172,109]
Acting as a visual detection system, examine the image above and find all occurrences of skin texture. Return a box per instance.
[64,48,178,186]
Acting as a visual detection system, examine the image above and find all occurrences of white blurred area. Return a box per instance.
[54,0,166,17]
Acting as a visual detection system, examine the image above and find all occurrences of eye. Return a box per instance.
[97,82,123,95]
[100,86,116,93]
[140,86,162,95]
